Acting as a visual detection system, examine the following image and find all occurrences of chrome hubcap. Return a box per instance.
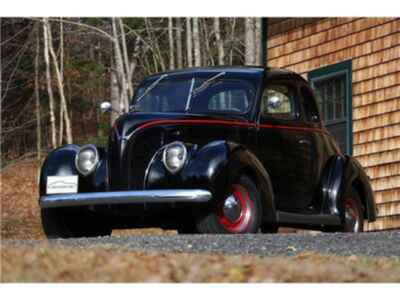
[222,195,242,223]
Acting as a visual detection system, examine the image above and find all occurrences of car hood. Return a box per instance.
[112,112,250,141]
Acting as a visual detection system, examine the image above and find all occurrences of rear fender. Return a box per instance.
[319,154,376,222]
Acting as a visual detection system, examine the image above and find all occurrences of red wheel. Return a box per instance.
[343,191,364,232]
[196,175,262,234]
[217,184,254,233]
[323,187,364,233]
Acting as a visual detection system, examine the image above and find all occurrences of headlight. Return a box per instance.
[162,142,187,174]
[75,144,99,176]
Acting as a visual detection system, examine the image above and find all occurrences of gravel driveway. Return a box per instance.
[4,231,400,257]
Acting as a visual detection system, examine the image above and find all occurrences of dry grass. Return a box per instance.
[2,245,400,282]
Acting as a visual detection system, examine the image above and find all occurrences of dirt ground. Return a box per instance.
[1,160,400,282]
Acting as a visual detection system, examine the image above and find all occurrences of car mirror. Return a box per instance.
[267,95,282,110]
[100,101,112,113]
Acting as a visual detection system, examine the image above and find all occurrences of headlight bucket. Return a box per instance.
[162,141,187,174]
[75,144,99,176]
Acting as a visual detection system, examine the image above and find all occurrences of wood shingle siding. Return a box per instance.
[353,136,400,156]
[267,17,400,230]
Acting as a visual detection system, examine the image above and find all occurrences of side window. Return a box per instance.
[208,89,249,112]
[261,84,296,120]
[300,86,320,122]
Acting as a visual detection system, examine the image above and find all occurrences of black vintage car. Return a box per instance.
[39,66,377,238]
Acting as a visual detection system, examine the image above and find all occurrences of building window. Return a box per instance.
[308,60,353,154]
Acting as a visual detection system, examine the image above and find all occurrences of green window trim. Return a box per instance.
[308,60,353,155]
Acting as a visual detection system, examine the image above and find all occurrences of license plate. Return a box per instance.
[47,176,78,194]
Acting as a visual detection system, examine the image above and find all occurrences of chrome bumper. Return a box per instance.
[39,189,212,208]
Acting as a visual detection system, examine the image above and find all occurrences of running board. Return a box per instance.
[277,211,341,226]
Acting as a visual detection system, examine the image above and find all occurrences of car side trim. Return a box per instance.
[135,119,329,135]
[40,189,212,208]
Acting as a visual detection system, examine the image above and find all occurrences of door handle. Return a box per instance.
[298,139,311,145]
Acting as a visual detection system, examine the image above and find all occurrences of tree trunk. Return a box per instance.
[176,18,183,69]
[145,18,166,71]
[193,17,201,67]
[111,17,129,113]
[34,26,42,160]
[168,17,175,70]
[44,18,73,144]
[58,18,64,146]
[229,18,236,64]
[214,18,225,65]
[254,18,261,65]
[185,17,192,67]
[245,18,256,65]
[118,18,134,99]
[110,59,120,125]
[202,19,214,66]
[42,18,57,149]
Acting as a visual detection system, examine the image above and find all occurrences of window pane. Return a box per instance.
[261,84,296,119]
[312,73,348,152]
[313,74,346,123]
[208,89,249,112]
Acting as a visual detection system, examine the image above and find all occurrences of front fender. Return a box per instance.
[39,144,108,196]
[145,140,276,223]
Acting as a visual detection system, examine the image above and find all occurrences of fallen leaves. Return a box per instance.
[1,244,400,282]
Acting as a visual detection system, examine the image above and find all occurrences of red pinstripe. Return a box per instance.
[136,119,327,134]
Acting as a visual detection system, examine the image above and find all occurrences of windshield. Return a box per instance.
[131,73,258,115]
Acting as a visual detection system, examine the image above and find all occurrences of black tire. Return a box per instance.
[260,223,279,233]
[177,223,198,234]
[342,188,364,232]
[322,187,364,233]
[196,175,262,234]
[41,207,112,239]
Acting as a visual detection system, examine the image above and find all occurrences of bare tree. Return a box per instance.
[193,17,201,67]
[110,58,120,124]
[245,18,256,65]
[175,18,183,69]
[111,18,129,113]
[145,18,166,72]
[214,18,225,65]
[254,18,262,65]
[119,18,134,100]
[185,17,192,67]
[201,19,214,66]
[58,18,64,146]
[34,26,42,160]
[44,18,73,144]
[42,18,57,148]
[229,18,237,64]
[168,17,175,70]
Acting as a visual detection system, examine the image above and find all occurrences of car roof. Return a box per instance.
[146,66,304,82]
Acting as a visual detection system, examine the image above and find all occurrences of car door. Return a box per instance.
[298,83,340,212]
[257,80,316,213]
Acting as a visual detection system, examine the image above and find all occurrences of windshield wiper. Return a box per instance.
[132,74,169,109]
[191,71,226,98]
